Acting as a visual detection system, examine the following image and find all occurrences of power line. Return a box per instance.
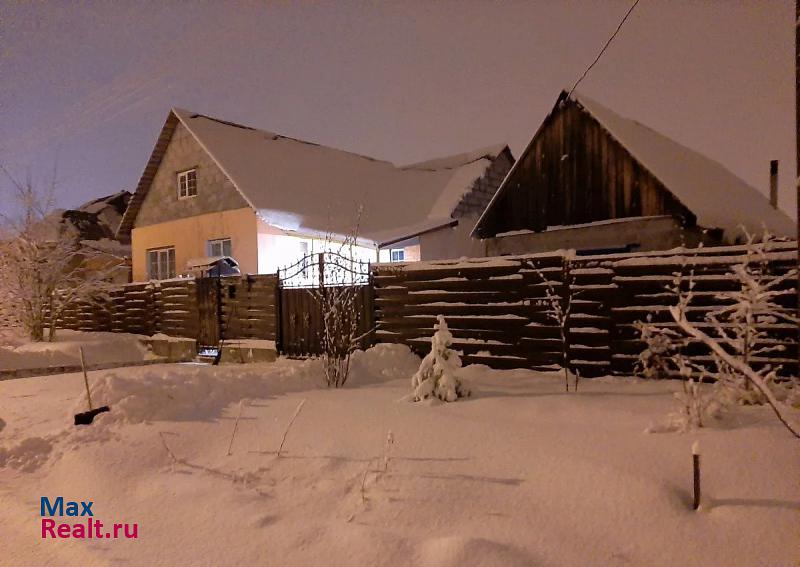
[568,0,642,97]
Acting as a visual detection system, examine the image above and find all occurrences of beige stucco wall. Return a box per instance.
[378,244,420,263]
[419,217,486,260]
[131,208,259,280]
[135,121,249,227]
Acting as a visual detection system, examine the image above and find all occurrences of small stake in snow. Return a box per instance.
[74,347,110,426]
[692,441,701,510]
[383,430,394,473]
[276,399,306,457]
[227,400,246,456]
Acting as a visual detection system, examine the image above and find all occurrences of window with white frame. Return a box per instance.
[390,248,405,262]
[147,247,176,280]
[207,238,232,258]
[177,169,197,199]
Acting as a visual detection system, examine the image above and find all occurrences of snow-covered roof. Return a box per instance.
[186,256,237,269]
[473,91,796,239]
[367,217,459,248]
[401,143,508,171]
[570,92,794,238]
[119,108,508,246]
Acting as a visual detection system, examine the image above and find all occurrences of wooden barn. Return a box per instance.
[470,90,795,255]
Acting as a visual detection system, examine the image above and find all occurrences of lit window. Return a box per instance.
[177,169,197,199]
[207,238,232,258]
[300,241,309,277]
[390,248,405,262]
[147,247,176,280]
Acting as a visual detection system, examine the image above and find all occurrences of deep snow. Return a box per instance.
[0,344,798,566]
[0,330,154,372]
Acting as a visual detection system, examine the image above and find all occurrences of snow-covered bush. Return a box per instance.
[701,232,798,405]
[637,316,730,431]
[662,357,732,432]
[411,315,471,402]
[634,315,684,380]
[664,232,800,438]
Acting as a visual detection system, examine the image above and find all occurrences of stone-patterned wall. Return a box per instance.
[135,121,249,227]
[452,150,513,218]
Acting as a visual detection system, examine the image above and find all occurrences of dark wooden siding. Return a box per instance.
[477,97,694,237]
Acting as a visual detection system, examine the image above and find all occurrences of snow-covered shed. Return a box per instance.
[471,90,796,255]
[117,108,512,281]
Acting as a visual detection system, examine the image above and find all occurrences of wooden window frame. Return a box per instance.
[147,246,176,280]
[177,168,198,200]
[207,237,232,258]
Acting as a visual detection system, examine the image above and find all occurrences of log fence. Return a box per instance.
[50,241,798,378]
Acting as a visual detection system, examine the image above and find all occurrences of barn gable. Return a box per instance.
[473,91,795,241]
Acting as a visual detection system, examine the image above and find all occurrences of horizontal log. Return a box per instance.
[377,304,528,318]
[374,263,523,284]
[377,314,528,330]
[376,290,523,306]
[376,278,528,294]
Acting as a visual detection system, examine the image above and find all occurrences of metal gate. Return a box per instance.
[277,252,373,356]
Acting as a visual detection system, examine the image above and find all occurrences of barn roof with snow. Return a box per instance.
[118,108,510,245]
[473,90,795,241]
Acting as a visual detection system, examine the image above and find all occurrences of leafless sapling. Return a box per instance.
[0,167,126,341]
[532,254,574,392]
[309,209,371,388]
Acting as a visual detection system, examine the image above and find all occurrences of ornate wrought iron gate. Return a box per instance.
[277,252,373,356]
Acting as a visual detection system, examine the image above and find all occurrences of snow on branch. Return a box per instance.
[0,166,127,341]
[670,305,800,439]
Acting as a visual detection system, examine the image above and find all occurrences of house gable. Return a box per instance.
[133,119,249,229]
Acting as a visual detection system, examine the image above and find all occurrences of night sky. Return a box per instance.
[0,1,795,219]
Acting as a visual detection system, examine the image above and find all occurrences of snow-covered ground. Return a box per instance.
[1,344,797,566]
[0,330,154,371]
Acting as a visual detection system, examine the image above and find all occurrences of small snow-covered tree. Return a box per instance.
[531,255,576,392]
[634,315,684,380]
[0,167,125,341]
[411,315,471,402]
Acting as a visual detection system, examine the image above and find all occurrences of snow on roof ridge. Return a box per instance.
[401,143,508,171]
[172,107,395,167]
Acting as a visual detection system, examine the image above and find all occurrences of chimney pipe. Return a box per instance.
[769,160,779,209]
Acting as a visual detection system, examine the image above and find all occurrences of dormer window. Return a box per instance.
[177,169,197,199]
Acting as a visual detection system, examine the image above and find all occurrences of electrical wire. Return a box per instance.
[568,0,642,97]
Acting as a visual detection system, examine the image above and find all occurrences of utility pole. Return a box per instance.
[796,0,799,368]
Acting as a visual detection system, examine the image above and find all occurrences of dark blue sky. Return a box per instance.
[0,1,795,219]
